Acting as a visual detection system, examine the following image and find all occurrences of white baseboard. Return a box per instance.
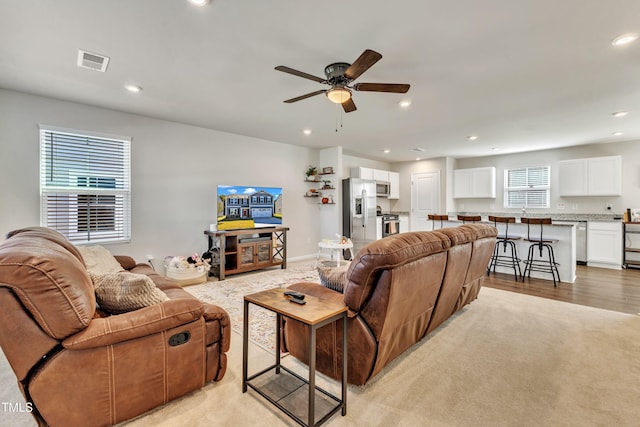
[287,254,317,263]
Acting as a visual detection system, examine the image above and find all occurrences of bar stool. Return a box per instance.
[457,215,481,224]
[521,217,561,286]
[486,216,522,281]
[428,214,448,230]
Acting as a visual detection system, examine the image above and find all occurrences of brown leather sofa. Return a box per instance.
[0,227,231,427]
[283,224,497,386]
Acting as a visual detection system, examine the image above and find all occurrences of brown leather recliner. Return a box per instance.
[0,227,231,427]
[282,224,497,386]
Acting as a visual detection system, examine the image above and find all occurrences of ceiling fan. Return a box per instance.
[275,49,410,113]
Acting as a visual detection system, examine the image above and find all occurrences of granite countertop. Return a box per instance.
[382,211,623,222]
[452,212,623,222]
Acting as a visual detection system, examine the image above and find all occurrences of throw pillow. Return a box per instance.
[317,262,350,293]
[89,271,169,314]
[77,245,125,275]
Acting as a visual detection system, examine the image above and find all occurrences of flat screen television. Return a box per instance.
[216,185,283,230]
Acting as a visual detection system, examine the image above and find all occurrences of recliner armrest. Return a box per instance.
[113,255,137,270]
[62,299,204,350]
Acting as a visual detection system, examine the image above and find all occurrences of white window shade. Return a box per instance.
[504,166,550,208]
[40,128,131,244]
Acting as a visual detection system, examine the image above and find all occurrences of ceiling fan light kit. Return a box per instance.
[326,87,351,104]
[275,49,410,113]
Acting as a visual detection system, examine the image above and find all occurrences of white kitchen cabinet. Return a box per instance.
[399,215,409,233]
[557,159,588,196]
[388,172,400,199]
[558,155,621,196]
[587,156,622,196]
[376,216,382,240]
[373,169,389,182]
[350,167,374,180]
[453,167,496,198]
[587,221,622,269]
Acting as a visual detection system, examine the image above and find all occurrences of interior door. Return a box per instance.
[410,171,441,231]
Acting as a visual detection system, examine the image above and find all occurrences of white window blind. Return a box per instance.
[39,128,131,244]
[504,166,550,208]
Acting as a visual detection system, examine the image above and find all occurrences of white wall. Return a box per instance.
[0,89,321,264]
[390,157,448,213]
[318,147,342,239]
[454,142,640,215]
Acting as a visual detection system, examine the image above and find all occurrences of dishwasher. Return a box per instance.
[553,220,587,264]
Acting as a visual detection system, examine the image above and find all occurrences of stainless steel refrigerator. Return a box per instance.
[342,178,377,257]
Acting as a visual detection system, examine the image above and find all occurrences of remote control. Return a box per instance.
[289,296,306,305]
[284,290,305,300]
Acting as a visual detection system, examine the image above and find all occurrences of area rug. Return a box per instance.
[186,262,321,351]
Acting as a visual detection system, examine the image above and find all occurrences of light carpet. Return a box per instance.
[2,264,640,426]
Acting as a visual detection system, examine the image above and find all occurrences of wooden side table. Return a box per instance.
[242,288,347,426]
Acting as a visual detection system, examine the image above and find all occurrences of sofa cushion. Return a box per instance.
[78,245,125,275]
[89,271,169,314]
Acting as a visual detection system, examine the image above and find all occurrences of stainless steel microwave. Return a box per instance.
[376,182,390,196]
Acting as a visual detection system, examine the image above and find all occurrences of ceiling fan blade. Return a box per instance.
[275,66,327,83]
[283,90,327,103]
[342,98,357,113]
[344,49,382,80]
[353,83,410,93]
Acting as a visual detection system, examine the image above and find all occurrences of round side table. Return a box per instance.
[316,240,353,267]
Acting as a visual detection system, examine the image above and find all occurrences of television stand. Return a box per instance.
[204,227,289,280]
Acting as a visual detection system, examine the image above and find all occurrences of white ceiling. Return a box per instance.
[1,0,639,162]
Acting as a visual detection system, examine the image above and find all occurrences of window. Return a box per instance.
[504,166,550,208]
[40,127,131,244]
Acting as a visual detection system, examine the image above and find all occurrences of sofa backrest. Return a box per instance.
[425,226,475,334]
[344,231,451,312]
[0,227,96,340]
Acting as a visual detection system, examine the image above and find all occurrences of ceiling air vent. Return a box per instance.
[77,49,110,72]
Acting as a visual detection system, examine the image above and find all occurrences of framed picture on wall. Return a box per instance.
[322,167,334,174]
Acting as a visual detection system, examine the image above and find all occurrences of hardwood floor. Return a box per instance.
[483,265,640,315]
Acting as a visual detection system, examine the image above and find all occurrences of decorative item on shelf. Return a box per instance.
[322,166,334,174]
[322,179,333,189]
[305,188,321,197]
[322,197,329,204]
[305,165,319,181]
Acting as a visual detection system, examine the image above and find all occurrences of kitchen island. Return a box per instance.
[432,219,576,283]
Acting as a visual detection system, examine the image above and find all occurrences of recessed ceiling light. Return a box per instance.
[398,100,412,108]
[612,111,629,117]
[383,149,390,154]
[303,129,312,135]
[612,131,624,136]
[491,147,500,151]
[412,147,425,152]
[124,85,142,93]
[467,135,478,141]
[611,33,638,46]
[415,157,421,161]
[188,0,210,6]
